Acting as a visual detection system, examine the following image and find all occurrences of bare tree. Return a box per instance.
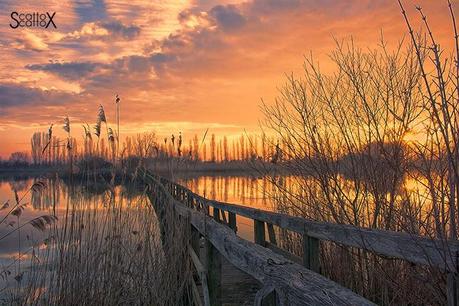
[259,24,456,302]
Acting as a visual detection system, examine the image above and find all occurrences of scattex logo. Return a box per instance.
[10,12,57,29]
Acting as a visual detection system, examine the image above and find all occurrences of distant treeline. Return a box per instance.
[0,131,283,168]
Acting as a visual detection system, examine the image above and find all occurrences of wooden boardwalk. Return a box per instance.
[142,169,459,306]
[195,240,261,305]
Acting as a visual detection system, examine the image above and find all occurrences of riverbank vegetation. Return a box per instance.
[1,1,458,305]
[1,176,192,305]
[259,1,459,304]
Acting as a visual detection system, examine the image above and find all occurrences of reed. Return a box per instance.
[2,174,192,305]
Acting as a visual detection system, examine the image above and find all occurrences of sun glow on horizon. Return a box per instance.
[0,0,456,158]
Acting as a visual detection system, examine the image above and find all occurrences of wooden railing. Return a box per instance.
[142,170,459,305]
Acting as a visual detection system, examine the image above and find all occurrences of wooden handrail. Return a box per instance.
[156,174,459,272]
[143,171,375,306]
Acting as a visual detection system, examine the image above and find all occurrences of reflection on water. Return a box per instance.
[0,177,151,295]
[179,175,276,210]
[178,173,435,241]
[0,175,277,278]
[0,173,435,300]
[1,173,434,251]
[0,174,297,265]
[178,175,281,241]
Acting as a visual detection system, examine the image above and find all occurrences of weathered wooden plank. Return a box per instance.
[188,206,374,305]
[144,173,375,306]
[220,255,260,305]
[265,242,302,265]
[155,176,459,271]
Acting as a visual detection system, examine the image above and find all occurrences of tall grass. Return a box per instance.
[2,176,192,305]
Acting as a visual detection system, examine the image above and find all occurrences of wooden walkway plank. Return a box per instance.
[159,175,459,272]
[145,171,375,306]
[144,171,459,305]
[186,207,375,305]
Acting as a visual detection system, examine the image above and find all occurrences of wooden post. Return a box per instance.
[191,226,200,255]
[254,220,266,246]
[228,212,237,232]
[213,207,221,222]
[206,240,222,306]
[302,232,320,273]
[267,223,277,245]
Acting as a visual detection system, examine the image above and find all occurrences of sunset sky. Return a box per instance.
[0,0,456,158]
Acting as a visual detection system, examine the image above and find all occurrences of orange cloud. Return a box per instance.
[0,0,457,157]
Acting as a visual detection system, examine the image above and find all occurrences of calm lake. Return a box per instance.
[0,174,277,293]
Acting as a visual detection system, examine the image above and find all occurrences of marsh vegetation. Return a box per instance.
[0,176,193,306]
[1,1,459,305]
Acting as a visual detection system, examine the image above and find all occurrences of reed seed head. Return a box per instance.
[98,105,107,123]
[63,117,70,134]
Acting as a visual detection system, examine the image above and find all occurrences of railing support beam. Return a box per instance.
[213,207,221,222]
[228,212,237,232]
[303,232,320,273]
[206,240,222,306]
[255,220,266,246]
